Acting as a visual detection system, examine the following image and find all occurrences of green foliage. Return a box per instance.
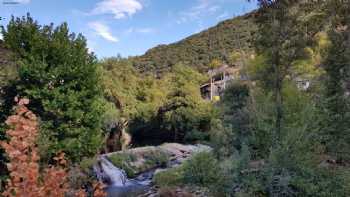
[100,57,152,120]
[209,59,223,69]
[133,14,256,73]
[0,42,18,184]
[0,43,18,90]
[1,3,349,196]
[221,84,350,196]
[214,56,349,197]
[182,152,220,188]
[99,57,217,146]
[259,125,349,197]
[155,64,216,142]
[108,153,137,177]
[143,150,169,168]
[211,82,251,158]
[252,1,322,147]
[79,157,98,174]
[228,51,243,65]
[155,151,233,196]
[320,0,350,161]
[129,63,217,145]
[249,82,321,158]
[1,14,104,162]
[108,149,169,178]
[0,42,18,146]
[153,166,185,188]
[99,56,169,141]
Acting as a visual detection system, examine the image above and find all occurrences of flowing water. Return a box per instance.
[94,156,128,186]
[94,156,152,197]
[93,144,212,197]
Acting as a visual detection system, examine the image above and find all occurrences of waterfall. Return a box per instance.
[93,155,152,197]
[94,156,127,186]
[93,144,212,196]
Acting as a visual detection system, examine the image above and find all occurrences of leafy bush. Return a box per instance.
[0,99,106,197]
[212,82,251,158]
[182,152,220,187]
[144,150,169,168]
[153,167,185,187]
[153,152,233,196]
[158,187,194,197]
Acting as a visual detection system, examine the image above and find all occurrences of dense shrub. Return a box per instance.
[153,167,185,188]
[211,82,251,158]
[182,152,220,187]
[0,98,106,197]
[158,188,194,197]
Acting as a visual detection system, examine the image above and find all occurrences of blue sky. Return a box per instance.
[0,0,256,58]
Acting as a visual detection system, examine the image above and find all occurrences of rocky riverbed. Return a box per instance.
[93,143,211,197]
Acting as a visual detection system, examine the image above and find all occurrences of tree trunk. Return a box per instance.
[275,79,283,143]
[273,50,283,146]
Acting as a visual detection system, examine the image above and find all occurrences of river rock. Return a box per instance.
[94,143,212,197]
[103,143,211,177]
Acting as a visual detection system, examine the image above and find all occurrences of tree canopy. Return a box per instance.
[1,14,104,162]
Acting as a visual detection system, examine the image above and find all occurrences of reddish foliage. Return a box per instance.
[1,98,106,197]
[75,182,106,197]
[159,188,194,197]
[92,182,107,197]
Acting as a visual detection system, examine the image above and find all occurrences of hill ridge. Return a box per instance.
[133,11,256,74]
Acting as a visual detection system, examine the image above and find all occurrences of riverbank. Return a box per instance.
[93,143,211,197]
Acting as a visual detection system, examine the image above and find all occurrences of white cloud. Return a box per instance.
[14,0,31,4]
[92,0,142,19]
[0,33,3,40]
[125,27,155,34]
[177,0,221,24]
[88,21,119,42]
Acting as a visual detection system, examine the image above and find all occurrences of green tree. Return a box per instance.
[99,57,169,147]
[321,0,350,161]
[1,14,104,162]
[211,82,251,158]
[252,0,314,145]
[158,63,215,142]
[208,59,222,69]
[0,42,18,193]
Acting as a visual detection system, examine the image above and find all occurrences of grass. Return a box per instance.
[107,148,170,178]
[79,157,97,173]
[153,166,185,187]
[144,150,169,169]
[108,153,138,177]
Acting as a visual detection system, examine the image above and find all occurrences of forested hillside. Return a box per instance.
[133,12,256,73]
[0,1,349,197]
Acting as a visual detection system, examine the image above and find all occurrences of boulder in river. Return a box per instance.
[93,143,211,197]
